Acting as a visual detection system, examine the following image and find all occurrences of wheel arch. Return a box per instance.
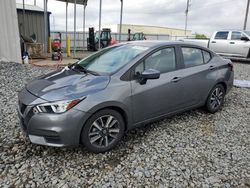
[216,81,227,92]
[79,102,131,144]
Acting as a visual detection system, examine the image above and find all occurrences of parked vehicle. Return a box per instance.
[183,30,250,61]
[17,41,234,153]
[87,28,117,51]
[128,29,146,41]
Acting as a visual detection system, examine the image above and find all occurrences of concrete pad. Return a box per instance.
[28,51,95,68]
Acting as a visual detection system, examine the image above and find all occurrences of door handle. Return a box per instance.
[211,41,216,43]
[209,65,215,70]
[229,42,235,44]
[171,77,182,83]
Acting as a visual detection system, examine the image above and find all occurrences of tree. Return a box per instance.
[195,33,207,39]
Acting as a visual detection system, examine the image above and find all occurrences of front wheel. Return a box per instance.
[81,109,125,153]
[206,84,225,113]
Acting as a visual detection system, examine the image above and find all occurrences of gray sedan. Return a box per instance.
[17,41,234,153]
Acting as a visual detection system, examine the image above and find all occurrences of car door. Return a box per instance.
[177,46,217,107]
[130,46,185,123]
[227,31,250,57]
[209,31,229,55]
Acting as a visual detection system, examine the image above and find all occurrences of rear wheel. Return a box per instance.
[206,84,225,113]
[81,109,125,153]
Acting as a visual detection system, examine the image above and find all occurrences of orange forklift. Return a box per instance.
[87,28,117,51]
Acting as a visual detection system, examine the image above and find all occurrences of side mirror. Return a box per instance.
[241,36,249,41]
[138,69,160,85]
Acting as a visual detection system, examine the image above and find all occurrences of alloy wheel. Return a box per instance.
[88,115,120,148]
[210,87,224,110]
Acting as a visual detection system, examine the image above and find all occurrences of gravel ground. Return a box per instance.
[0,61,250,187]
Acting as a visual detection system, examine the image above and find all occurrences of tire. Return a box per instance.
[81,109,125,153]
[206,84,226,113]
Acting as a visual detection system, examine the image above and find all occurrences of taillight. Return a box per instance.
[228,62,233,71]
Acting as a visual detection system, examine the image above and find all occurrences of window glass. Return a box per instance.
[78,45,149,74]
[214,32,229,40]
[231,32,242,40]
[135,48,176,75]
[182,47,204,68]
[202,50,211,63]
[244,31,250,37]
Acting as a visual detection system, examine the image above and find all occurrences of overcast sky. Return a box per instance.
[16,0,249,37]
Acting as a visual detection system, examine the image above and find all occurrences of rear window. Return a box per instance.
[182,48,204,68]
[182,48,211,68]
[214,32,229,40]
[202,50,211,63]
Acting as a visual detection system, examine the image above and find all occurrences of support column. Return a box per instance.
[22,0,25,35]
[83,4,86,50]
[98,0,102,50]
[119,0,123,43]
[73,0,76,57]
[66,1,70,57]
[44,0,48,53]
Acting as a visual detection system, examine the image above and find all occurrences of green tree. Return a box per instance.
[195,33,207,39]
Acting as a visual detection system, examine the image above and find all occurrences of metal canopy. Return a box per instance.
[40,0,123,56]
[55,0,123,51]
[56,0,88,56]
[56,0,87,5]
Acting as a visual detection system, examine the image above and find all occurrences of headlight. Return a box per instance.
[33,98,83,114]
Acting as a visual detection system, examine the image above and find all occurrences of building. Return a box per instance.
[16,3,51,45]
[0,0,21,63]
[117,24,192,37]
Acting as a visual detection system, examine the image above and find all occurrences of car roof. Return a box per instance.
[122,40,183,48]
[120,40,212,51]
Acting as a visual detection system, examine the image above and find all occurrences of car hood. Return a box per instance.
[26,67,110,101]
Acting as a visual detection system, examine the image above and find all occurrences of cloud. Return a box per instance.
[16,0,250,36]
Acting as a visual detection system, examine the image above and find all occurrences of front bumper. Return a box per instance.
[17,101,91,147]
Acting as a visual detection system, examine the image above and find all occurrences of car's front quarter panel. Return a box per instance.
[74,76,133,128]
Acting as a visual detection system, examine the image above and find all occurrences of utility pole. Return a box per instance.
[185,0,191,36]
[244,0,250,30]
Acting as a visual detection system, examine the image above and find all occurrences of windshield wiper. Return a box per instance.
[69,63,99,76]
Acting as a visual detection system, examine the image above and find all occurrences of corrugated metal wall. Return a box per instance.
[0,0,21,63]
[17,10,50,44]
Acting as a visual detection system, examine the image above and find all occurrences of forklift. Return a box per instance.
[128,29,146,41]
[87,28,117,51]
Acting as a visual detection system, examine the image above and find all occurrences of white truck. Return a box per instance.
[183,30,250,61]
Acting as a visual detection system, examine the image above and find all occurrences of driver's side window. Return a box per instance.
[135,47,176,76]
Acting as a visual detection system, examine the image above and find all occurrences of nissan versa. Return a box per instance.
[17,41,234,153]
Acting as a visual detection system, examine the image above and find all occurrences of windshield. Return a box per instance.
[78,45,149,74]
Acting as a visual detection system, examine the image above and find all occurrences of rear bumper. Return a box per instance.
[226,71,234,94]
[17,107,91,147]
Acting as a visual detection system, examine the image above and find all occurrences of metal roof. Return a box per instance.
[56,0,87,5]
[16,3,44,12]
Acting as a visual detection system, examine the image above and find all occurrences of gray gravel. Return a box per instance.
[0,61,250,187]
